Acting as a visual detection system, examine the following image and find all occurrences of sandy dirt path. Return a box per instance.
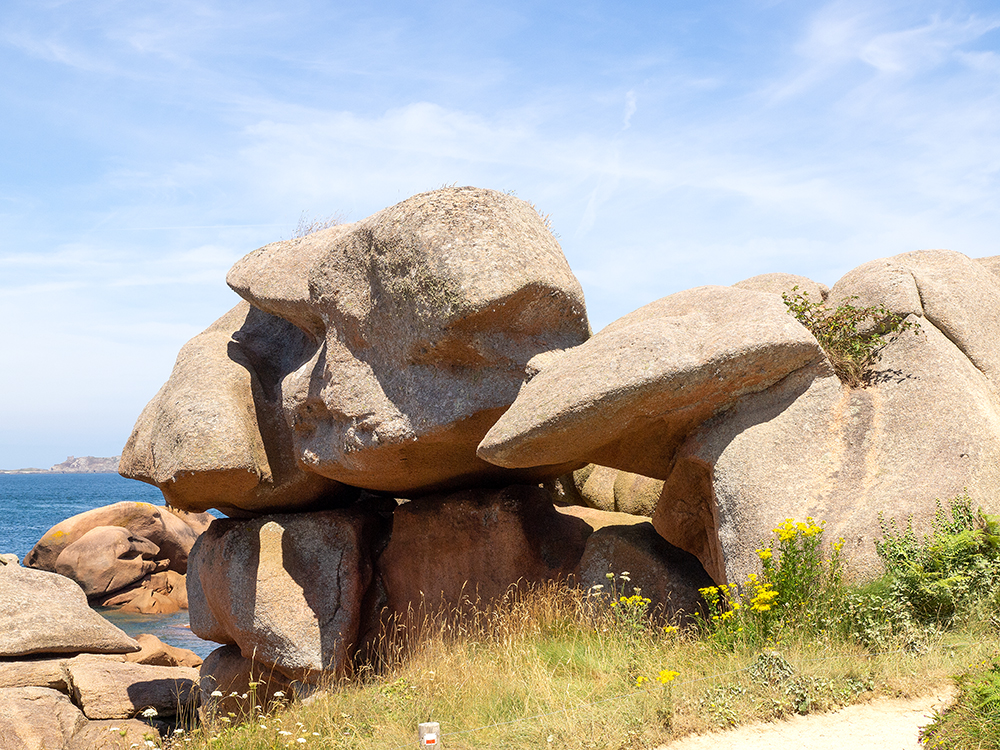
[660,685,955,750]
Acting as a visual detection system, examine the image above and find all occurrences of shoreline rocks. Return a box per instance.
[0,555,201,749]
[25,501,213,614]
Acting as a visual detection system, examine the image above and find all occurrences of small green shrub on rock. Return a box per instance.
[781,287,920,387]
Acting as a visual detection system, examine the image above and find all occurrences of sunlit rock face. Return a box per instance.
[121,186,590,513]
[119,301,350,516]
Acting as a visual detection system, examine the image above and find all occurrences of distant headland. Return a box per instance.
[0,455,120,474]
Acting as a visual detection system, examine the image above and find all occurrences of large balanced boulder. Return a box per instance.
[122,187,591,514]
[120,302,350,515]
[0,563,139,657]
[479,285,824,478]
[25,501,209,574]
[376,485,592,616]
[653,250,1000,582]
[188,508,385,681]
[225,186,589,498]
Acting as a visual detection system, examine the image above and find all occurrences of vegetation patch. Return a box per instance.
[782,287,921,387]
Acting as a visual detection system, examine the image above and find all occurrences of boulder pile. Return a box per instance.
[25,501,213,614]
[115,186,1000,703]
[0,554,200,749]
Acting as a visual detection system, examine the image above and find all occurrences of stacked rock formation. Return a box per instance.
[0,555,199,749]
[120,187,714,705]
[119,185,1000,704]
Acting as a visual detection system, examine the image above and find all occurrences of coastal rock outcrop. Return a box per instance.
[25,501,209,574]
[651,249,1000,582]
[54,526,165,597]
[96,569,188,614]
[112,183,1000,716]
[0,557,197,747]
[25,501,212,614]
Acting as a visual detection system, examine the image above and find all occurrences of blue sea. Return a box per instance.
[0,472,218,658]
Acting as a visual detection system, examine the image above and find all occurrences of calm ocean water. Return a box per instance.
[0,472,218,658]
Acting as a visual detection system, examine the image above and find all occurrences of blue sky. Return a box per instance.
[1,0,998,469]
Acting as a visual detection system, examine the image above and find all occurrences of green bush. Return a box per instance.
[875,496,1000,624]
[781,287,920,386]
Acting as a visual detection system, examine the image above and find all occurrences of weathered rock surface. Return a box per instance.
[558,464,664,516]
[97,570,188,614]
[654,250,1000,582]
[64,654,198,719]
[124,634,202,669]
[67,718,159,750]
[479,285,824,478]
[732,272,830,301]
[0,564,139,657]
[225,186,591,496]
[0,656,71,692]
[54,526,165,597]
[377,485,592,615]
[0,685,157,750]
[0,686,87,750]
[198,644,294,719]
[830,250,1000,383]
[578,522,713,620]
[25,501,209,574]
[120,302,351,515]
[977,254,1000,280]
[188,508,384,681]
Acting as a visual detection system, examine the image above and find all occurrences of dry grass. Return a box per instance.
[165,581,992,750]
[292,212,345,239]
